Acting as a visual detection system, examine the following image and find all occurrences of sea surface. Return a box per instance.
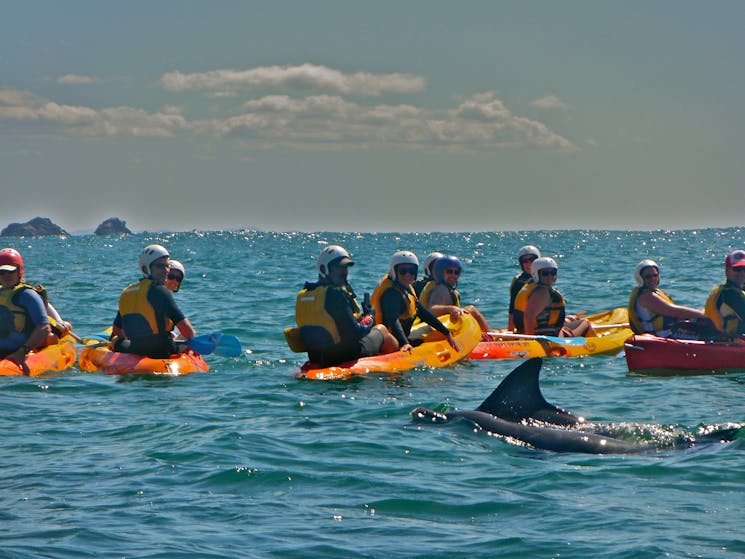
[1,229,744,559]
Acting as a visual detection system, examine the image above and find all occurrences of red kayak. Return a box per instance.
[625,334,745,374]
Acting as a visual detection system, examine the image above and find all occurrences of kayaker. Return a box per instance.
[419,255,491,337]
[412,251,444,297]
[165,259,185,293]
[704,250,745,337]
[0,248,54,368]
[628,259,711,338]
[512,257,595,337]
[371,250,460,353]
[110,244,196,358]
[508,245,540,331]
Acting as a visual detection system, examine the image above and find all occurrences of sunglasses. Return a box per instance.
[167,273,183,281]
[539,269,557,277]
[731,267,745,273]
[519,256,537,264]
[445,268,461,276]
[0,269,17,275]
[397,266,418,276]
[642,272,659,280]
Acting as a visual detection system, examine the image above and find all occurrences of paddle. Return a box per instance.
[485,331,588,346]
[185,333,242,357]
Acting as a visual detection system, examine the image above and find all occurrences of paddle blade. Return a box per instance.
[187,333,242,357]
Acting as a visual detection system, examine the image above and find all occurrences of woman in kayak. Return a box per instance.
[628,259,710,338]
[512,257,594,337]
[165,259,185,293]
[371,250,459,354]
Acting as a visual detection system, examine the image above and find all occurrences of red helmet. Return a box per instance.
[0,248,23,277]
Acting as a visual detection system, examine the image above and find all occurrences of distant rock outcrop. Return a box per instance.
[0,217,69,237]
[94,217,133,235]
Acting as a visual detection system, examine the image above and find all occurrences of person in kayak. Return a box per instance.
[371,250,460,353]
[0,248,55,368]
[165,259,185,293]
[704,250,745,337]
[419,255,491,336]
[628,259,712,338]
[412,251,444,298]
[110,244,196,358]
[295,245,397,367]
[512,257,595,337]
[508,245,540,331]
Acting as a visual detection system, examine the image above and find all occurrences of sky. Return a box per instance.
[1,1,743,233]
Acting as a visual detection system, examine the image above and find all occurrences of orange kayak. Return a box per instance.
[0,337,77,377]
[79,345,209,376]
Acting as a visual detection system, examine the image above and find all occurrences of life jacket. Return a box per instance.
[0,283,35,337]
[295,283,362,347]
[509,272,533,309]
[627,286,678,334]
[513,282,566,335]
[371,275,417,326]
[419,281,461,308]
[704,282,743,335]
[412,276,433,298]
[118,278,174,336]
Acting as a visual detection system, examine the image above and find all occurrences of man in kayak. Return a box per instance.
[419,254,491,337]
[295,245,397,366]
[704,250,745,337]
[371,250,460,353]
[0,248,54,368]
[111,244,196,358]
[628,259,713,339]
[412,251,443,298]
[512,257,594,337]
[508,245,540,331]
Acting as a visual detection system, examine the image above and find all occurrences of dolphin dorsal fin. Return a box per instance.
[476,358,578,426]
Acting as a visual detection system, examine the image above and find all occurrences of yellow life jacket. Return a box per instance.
[419,281,461,308]
[0,283,35,336]
[118,278,174,336]
[295,283,362,345]
[627,286,677,334]
[513,282,565,334]
[371,275,417,325]
[704,283,742,334]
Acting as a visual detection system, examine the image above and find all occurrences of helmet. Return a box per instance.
[634,259,659,286]
[317,245,354,279]
[517,245,541,261]
[422,252,444,276]
[432,255,462,285]
[138,244,170,276]
[0,248,23,277]
[531,257,558,283]
[168,259,186,278]
[389,250,419,281]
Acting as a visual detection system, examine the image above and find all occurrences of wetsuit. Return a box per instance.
[0,284,49,357]
[509,272,532,318]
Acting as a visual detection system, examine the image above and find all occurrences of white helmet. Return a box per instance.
[531,257,558,283]
[634,259,659,286]
[139,244,169,276]
[168,259,186,278]
[422,252,444,277]
[317,245,354,279]
[517,245,541,261]
[389,250,419,281]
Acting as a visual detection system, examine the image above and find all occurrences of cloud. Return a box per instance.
[161,63,425,96]
[529,95,569,110]
[212,92,577,152]
[57,74,100,85]
[0,88,187,137]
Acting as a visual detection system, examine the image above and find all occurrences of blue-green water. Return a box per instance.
[1,229,744,559]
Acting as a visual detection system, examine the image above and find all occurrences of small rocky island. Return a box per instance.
[0,217,69,237]
[94,217,133,235]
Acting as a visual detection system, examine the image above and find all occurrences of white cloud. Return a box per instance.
[57,74,100,85]
[529,95,569,110]
[161,63,425,96]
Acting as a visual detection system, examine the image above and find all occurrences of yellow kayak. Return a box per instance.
[0,336,77,377]
[469,307,632,360]
[299,314,481,380]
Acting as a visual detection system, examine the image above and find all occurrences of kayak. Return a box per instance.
[78,345,209,376]
[0,337,77,377]
[469,307,632,360]
[299,314,482,381]
[625,334,745,374]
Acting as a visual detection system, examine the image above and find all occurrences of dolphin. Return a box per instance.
[411,358,741,454]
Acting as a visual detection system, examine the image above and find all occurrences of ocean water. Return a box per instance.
[1,229,744,559]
